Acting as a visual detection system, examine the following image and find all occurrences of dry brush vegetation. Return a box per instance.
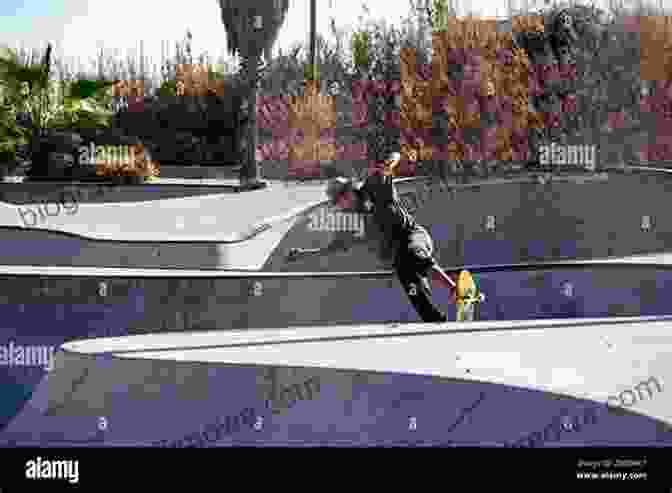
[4,0,672,179]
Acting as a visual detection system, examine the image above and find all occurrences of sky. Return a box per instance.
[0,0,633,80]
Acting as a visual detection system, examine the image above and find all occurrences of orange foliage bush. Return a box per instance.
[175,63,226,97]
[638,16,672,81]
[400,15,542,165]
[286,81,336,175]
[110,79,145,98]
[95,142,160,178]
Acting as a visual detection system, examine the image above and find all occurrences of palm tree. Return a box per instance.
[217,0,290,188]
[0,43,120,177]
[0,44,53,175]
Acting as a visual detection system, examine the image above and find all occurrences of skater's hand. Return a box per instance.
[367,153,401,178]
[287,248,303,262]
[383,153,401,177]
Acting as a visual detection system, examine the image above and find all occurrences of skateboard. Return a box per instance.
[454,269,484,322]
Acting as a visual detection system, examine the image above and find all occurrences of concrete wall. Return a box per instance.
[0,182,234,204]
[0,223,292,270]
[156,165,240,180]
[1,264,670,337]
[267,170,672,271]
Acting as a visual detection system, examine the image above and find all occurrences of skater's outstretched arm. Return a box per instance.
[429,263,458,304]
[286,234,354,262]
[430,263,457,290]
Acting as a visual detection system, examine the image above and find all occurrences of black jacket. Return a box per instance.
[351,174,423,263]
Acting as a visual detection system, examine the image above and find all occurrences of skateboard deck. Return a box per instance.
[455,269,482,322]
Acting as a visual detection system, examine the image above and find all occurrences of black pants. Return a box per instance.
[395,227,448,323]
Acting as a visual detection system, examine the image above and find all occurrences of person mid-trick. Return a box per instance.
[288,152,483,323]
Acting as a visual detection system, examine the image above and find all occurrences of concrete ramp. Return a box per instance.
[0,202,22,228]
[0,181,325,242]
[3,316,671,446]
[0,190,326,269]
[0,216,298,270]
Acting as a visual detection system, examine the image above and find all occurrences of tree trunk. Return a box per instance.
[309,0,316,76]
[28,44,52,179]
[240,54,263,187]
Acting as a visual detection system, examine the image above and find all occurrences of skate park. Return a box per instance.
[1,166,672,446]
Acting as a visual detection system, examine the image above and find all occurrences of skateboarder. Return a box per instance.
[289,152,483,322]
